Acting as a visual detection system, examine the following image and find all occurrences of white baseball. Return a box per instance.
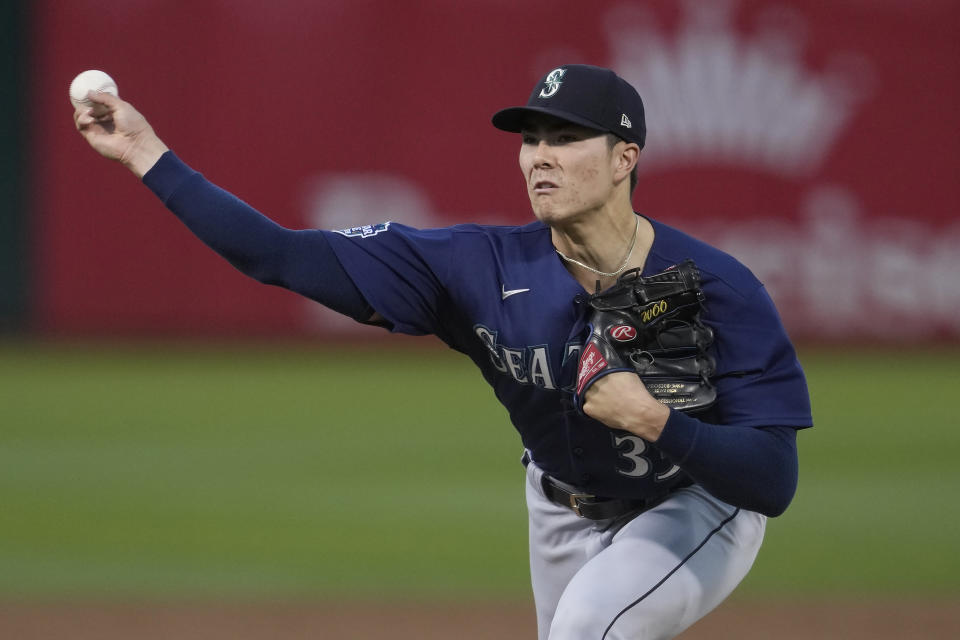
[69,70,118,115]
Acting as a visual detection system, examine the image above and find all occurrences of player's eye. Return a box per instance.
[521,134,539,145]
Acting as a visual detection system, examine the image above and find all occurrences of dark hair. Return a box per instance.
[606,134,639,195]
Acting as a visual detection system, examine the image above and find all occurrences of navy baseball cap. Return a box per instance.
[492,64,646,149]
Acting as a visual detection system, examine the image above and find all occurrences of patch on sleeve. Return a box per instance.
[333,222,392,238]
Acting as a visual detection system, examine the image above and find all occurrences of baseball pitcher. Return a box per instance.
[74,64,813,639]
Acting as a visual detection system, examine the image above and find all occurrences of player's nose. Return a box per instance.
[532,140,556,167]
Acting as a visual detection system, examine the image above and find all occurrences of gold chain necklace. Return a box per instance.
[554,216,640,278]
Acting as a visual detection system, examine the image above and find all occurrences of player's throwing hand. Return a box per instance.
[74,91,168,178]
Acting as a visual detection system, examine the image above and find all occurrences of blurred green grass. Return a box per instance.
[1,341,958,599]
[742,345,960,597]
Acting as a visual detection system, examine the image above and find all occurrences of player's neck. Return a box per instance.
[552,209,654,292]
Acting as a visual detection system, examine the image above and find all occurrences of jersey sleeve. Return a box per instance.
[707,284,813,429]
[324,223,455,337]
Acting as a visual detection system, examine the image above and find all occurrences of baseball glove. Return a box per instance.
[574,259,716,414]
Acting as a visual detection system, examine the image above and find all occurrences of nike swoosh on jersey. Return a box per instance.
[501,285,531,300]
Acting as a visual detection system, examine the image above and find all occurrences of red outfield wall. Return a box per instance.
[33,0,960,340]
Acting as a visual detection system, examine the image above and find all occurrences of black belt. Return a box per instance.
[540,474,655,520]
[523,451,687,521]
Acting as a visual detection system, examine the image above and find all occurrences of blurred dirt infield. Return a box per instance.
[1,599,957,639]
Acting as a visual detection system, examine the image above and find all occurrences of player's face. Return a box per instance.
[518,116,619,225]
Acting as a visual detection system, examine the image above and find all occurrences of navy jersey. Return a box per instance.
[326,217,813,499]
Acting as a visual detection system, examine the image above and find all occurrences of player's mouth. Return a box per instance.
[532,180,559,194]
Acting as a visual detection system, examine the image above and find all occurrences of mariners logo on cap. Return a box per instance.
[539,68,566,98]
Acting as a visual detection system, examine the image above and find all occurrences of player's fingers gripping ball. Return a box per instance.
[69,70,118,117]
[574,259,717,414]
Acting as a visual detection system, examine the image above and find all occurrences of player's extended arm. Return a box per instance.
[74,92,378,323]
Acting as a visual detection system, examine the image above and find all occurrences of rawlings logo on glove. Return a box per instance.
[574,259,717,414]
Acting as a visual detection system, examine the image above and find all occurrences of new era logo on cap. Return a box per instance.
[491,64,646,149]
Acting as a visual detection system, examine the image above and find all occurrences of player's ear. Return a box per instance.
[614,142,640,183]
